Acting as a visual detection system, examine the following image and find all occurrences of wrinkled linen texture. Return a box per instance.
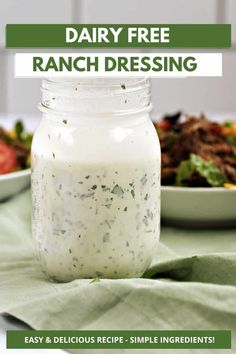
[0,190,235,354]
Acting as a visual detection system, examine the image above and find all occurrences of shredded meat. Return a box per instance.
[154,114,236,185]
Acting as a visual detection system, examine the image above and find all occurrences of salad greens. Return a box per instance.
[226,135,236,147]
[15,120,33,147]
[176,154,226,187]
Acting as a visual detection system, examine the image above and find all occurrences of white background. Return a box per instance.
[0,0,235,117]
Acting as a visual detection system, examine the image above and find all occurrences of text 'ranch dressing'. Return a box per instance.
[31,78,161,281]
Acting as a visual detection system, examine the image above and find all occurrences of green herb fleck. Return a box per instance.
[90,277,100,284]
[52,152,55,159]
[101,185,110,192]
[104,220,111,229]
[121,84,126,90]
[80,192,95,200]
[103,203,112,209]
[103,233,110,243]
[131,190,135,198]
[143,217,149,226]
[96,271,103,277]
[91,185,97,190]
[111,184,124,197]
[147,209,153,220]
[85,175,90,179]
[69,248,72,254]
[63,119,68,125]
[124,207,128,211]
[140,174,147,186]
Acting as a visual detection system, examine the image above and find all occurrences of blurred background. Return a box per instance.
[0,0,235,118]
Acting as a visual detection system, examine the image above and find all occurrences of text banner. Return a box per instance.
[7,330,231,349]
[14,53,222,78]
[6,24,231,48]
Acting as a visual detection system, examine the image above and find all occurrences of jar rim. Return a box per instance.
[40,77,152,116]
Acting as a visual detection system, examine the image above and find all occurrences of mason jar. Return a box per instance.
[31,78,161,282]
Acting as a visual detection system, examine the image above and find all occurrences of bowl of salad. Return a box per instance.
[154,113,236,227]
[0,120,32,201]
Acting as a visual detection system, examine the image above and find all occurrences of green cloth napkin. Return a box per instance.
[0,190,236,354]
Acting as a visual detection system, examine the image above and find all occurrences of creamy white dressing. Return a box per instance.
[32,78,161,281]
[32,158,160,281]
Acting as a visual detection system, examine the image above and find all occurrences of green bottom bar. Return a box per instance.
[7,330,231,349]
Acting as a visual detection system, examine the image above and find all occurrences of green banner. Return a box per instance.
[7,330,231,349]
[6,24,231,48]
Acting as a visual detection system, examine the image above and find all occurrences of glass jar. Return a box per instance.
[31,78,161,282]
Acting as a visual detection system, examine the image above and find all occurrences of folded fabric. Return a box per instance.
[0,190,236,354]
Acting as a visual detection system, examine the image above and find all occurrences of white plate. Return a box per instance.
[161,186,236,227]
[0,169,30,201]
[0,115,36,202]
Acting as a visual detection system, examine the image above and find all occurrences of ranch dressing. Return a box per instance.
[31,78,161,282]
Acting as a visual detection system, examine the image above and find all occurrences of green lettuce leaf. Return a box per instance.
[176,154,226,187]
[226,135,236,147]
[14,120,33,147]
